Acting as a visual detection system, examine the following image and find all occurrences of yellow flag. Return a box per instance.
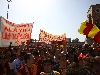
[78,20,87,34]
[88,24,100,38]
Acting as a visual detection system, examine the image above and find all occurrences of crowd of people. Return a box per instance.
[0,41,100,75]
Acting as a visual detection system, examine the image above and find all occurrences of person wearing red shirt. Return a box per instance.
[78,50,88,61]
[17,53,36,75]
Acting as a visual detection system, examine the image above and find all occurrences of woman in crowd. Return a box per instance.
[17,53,36,75]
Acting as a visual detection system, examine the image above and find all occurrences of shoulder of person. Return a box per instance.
[12,58,18,62]
[11,58,19,65]
[10,58,20,69]
[32,64,37,67]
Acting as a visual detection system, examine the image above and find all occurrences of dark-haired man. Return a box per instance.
[10,51,26,75]
[40,57,60,75]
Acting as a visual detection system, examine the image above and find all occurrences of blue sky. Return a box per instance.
[0,0,100,42]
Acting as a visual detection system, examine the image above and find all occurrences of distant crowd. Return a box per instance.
[0,41,100,75]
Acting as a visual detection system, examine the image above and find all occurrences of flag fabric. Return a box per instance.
[78,20,87,34]
[0,16,33,47]
[39,29,66,44]
[78,20,100,44]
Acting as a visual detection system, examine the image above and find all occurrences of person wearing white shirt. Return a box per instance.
[10,51,26,75]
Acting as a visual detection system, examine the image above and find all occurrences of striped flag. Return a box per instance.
[78,20,100,44]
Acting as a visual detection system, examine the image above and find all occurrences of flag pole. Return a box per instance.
[7,0,12,19]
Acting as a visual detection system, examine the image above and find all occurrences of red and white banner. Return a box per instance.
[0,16,33,47]
[39,29,66,44]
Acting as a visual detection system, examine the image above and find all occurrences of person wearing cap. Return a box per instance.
[10,51,26,75]
[0,54,10,75]
[40,57,60,75]
[17,53,36,75]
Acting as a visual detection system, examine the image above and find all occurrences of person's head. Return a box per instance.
[82,50,88,55]
[39,49,45,58]
[32,50,39,62]
[5,50,11,58]
[0,55,7,66]
[83,57,100,75]
[48,48,54,55]
[66,62,96,75]
[11,47,17,55]
[68,54,74,62]
[19,51,26,61]
[10,42,12,45]
[24,53,34,64]
[42,57,54,73]
[70,48,76,54]
[91,58,100,75]
[77,66,96,75]
[75,49,81,55]
[55,48,61,58]
[94,49,100,56]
